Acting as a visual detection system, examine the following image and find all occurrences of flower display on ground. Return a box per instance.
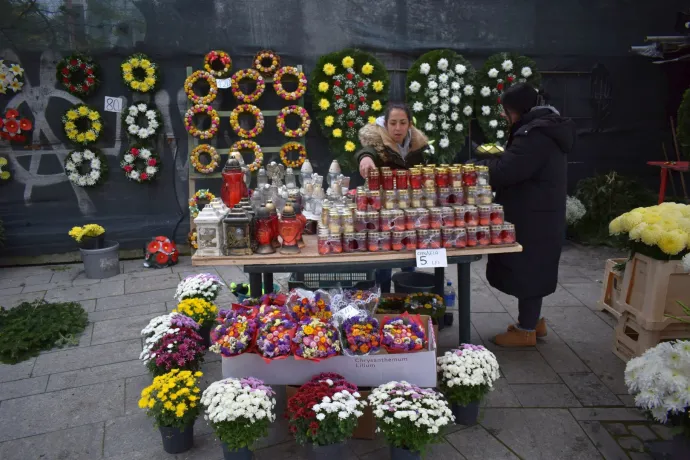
[173,298,218,326]
[174,273,224,302]
[293,318,341,360]
[437,344,500,406]
[404,292,446,324]
[139,369,203,428]
[139,313,204,374]
[64,148,108,187]
[210,309,257,357]
[140,313,201,359]
[55,54,100,97]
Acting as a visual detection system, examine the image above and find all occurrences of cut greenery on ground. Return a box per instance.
[0,300,88,364]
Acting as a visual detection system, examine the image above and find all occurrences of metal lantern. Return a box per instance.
[194,205,224,257]
[223,205,253,255]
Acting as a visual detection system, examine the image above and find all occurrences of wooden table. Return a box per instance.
[193,235,523,344]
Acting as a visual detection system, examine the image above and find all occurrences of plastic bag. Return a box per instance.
[255,317,296,363]
[381,312,426,354]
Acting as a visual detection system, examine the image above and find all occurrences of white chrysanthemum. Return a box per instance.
[521,67,533,78]
[420,63,431,75]
[125,116,135,125]
[489,120,498,128]
[128,125,138,135]
[463,85,474,96]
[137,103,147,112]
[428,113,437,122]
[441,122,449,130]
[440,103,449,113]
[482,106,491,116]
[451,81,460,90]
[130,170,140,180]
[566,196,587,225]
[455,64,466,74]
[412,102,424,112]
[501,60,513,71]
[496,130,505,139]
[91,159,101,169]
[128,106,138,117]
[83,150,94,160]
[140,149,151,159]
[430,96,439,105]
[424,122,434,131]
[145,110,156,120]
[450,112,459,121]
[488,68,499,78]
[146,166,157,175]
[455,123,463,132]
[480,86,491,97]
[409,81,421,93]
[72,152,83,162]
[437,58,449,71]
[89,170,99,179]
[65,161,76,171]
[77,176,87,186]
[438,74,448,84]
[85,177,96,186]
[439,138,449,148]
[138,128,149,138]
[428,81,438,90]
[450,95,460,105]
[439,88,449,98]
[462,106,472,116]
[68,172,79,182]
[124,154,134,163]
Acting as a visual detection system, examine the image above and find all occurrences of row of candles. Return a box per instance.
[367,164,489,191]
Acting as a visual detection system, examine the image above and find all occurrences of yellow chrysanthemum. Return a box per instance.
[92,122,102,131]
[629,222,647,242]
[619,211,643,232]
[131,81,141,90]
[146,67,155,76]
[318,81,329,93]
[372,80,384,92]
[76,133,86,143]
[64,122,76,130]
[139,83,150,92]
[148,399,155,409]
[85,131,96,142]
[77,106,89,116]
[371,100,383,111]
[144,77,155,86]
[640,224,663,246]
[324,116,334,127]
[608,216,623,235]
[341,56,354,68]
[130,58,140,66]
[318,99,330,110]
[332,128,342,138]
[642,212,662,225]
[124,73,134,83]
[362,62,374,75]
[66,111,79,120]
[368,116,376,124]
[680,206,690,217]
[67,131,78,140]
[677,218,690,233]
[87,111,100,121]
[344,141,356,152]
[138,397,149,409]
[659,219,679,231]
[140,59,151,69]
[121,63,132,72]
[658,230,687,255]
[164,401,174,410]
[194,372,203,377]
[323,63,336,76]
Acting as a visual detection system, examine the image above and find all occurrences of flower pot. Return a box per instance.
[159,423,194,454]
[80,240,120,279]
[221,443,253,460]
[199,323,212,348]
[648,434,690,460]
[305,441,346,460]
[80,233,105,250]
[390,446,422,460]
[451,400,480,425]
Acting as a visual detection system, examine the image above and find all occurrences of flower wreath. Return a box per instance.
[184,70,217,105]
[188,230,198,249]
[230,69,266,103]
[1,109,32,143]
[204,50,233,78]
[253,50,281,75]
[121,53,160,93]
[276,105,311,138]
[310,48,390,170]
[120,146,160,183]
[62,104,103,146]
[123,102,162,142]
[475,52,541,145]
[55,54,100,97]
[279,142,306,168]
[189,189,216,218]
[190,144,220,174]
[0,60,24,94]
[184,104,220,139]
[230,104,264,138]
[230,139,263,172]
[0,157,11,181]
[407,49,476,164]
[64,148,108,187]
[273,66,307,101]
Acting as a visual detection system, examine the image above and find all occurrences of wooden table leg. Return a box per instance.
[249,273,263,299]
[456,262,472,344]
[264,272,274,294]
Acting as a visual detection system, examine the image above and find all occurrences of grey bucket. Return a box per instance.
[80,240,120,279]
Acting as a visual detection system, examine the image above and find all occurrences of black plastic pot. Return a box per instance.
[647,434,690,460]
[390,446,422,460]
[80,234,105,250]
[199,323,212,348]
[159,423,194,454]
[392,271,436,294]
[222,444,253,460]
[305,442,346,460]
[452,400,480,425]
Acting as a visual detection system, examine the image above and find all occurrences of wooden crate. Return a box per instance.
[597,258,627,319]
[615,253,690,330]
[612,312,690,362]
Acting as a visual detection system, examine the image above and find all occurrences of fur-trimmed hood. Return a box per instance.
[358,123,429,156]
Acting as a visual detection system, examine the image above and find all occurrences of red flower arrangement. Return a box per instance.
[144,236,179,268]
[0,109,32,143]
[146,327,206,376]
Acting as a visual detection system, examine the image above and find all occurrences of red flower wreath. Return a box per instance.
[0,109,32,143]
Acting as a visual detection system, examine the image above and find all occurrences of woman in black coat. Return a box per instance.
[479,83,576,347]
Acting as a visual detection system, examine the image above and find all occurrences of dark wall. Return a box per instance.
[0,0,687,257]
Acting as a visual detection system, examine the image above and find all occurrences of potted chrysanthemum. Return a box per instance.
[201,377,276,459]
[369,381,454,460]
[173,298,218,347]
[139,369,203,454]
[437,344,500,425]
[174,273,225,302]
[68,223,120,279]
[140,313,206,376]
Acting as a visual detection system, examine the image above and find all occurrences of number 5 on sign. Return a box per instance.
[416,249,448,268]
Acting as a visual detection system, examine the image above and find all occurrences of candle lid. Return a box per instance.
[282,204,296,218]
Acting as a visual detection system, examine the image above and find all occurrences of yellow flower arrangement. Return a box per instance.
[276,105,311,138]
[121,53,159,93]
[368,116,376,124]
[323,63,336,76]
[230,69,265,103]
[190,144,220,174]
[253,50,281,75]
[280,142,307,168]
[344,141,356,152]
[342,56,355,68]
[184,70,217,105]
[174,298,218,325]
[204,50,233,78]
[61,104,102,146]
[139,369,202,428]
[362,62,374,75]
[229,104,264,138]
[184,104,220,140]
[609,203,690,257]
[68,223,105,242]
[230,139,263,172]
[273,66,307,101]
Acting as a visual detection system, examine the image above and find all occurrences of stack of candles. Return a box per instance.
[317,164,516,255]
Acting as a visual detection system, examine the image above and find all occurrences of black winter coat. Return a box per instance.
[481,107,577,299]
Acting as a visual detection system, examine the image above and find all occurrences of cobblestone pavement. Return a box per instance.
[0,243,672,459]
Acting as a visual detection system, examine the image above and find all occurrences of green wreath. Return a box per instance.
[406,49,476,164]
[474,52,541,145]
[310,48,390,171]
[677,88,690,160]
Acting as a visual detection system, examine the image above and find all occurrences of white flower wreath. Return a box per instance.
[65,149,106,187]
[120,146,159,183]
[123,102,161,141]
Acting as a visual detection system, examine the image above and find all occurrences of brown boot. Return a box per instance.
[494,327,537,347]
[508,318,547,338]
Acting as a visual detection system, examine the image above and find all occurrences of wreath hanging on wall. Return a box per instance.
[204,50,232,78]
[120,146,160,183]
[0,157,11,181]
[189,189,216,218]
[64,148,108,187]
[230,139,263,172]
[56,54,100,97]
[184,70,217,105]
[62,104,103,146]
[1,109,32,143]
[475,52,541,145]
[121,53,160,93]
[677,88,690,160]
[310,48,390,170]
[0,60,24,94]
[123,102,162,142]
[406,49,476,164]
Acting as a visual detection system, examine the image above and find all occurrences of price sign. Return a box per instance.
[416,249,448,268]
[216,78,231,89]
[104,96,123,113]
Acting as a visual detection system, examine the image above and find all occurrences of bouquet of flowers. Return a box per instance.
[341,314,380,356]
[437,344,501,406]
[287,374,365,446]
[381,314,426,353]
[369,381,454,454]
[256,317,296,361]
[144,328,206,376]
[210,310,257,357]
[293,318,341,360]
[174,273,224,302]
[139,369,202,428]
[173,298,218,326]
[140,313,201,363]
[201,377,276,451]
[405,292,446,324]
[288,289,332,322]
[260,292,287,307]
[566,195,587,226]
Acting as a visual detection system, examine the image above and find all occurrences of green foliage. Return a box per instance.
[212,417,270,451]
[0,300,88,364]
[293,410,358,446]
[678,88,690,160]
[375,410,445,454]
[665,301,690,324]
[439,380,490,406]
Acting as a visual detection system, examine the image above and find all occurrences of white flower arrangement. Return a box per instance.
[409,81,421,93]
[437,345,500,405]
[565,195,587,225]
[488,68,499,78]
[64,149,105,187]
[174,273,224,302]
[420,63,430,75]
[682,253,690,272]
[501,60,513,72]
[313,388,365,422]
[123,102,162,141]
[139,312,199,362]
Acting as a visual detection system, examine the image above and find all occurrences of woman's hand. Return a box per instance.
[359,157,376,179]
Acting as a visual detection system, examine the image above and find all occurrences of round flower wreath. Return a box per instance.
[230,139,263,172]
[0,157,10,181]
[279,142,306,168]
[230,69,266,103]
[55,54,100,97]
[204,50,232,78]
[190,144,220,174]
[184,104,220,140]
[475,52,541,145]
[407,49,476,164]
[1,108,32,143]
[123,102,162,142]
[276,105,311,138]
[310,48,390,170]
[121,53,159,93]
[230,104,264,138]
[64,148,108,187]
[189,189,216,218]
[188,230,198,249]
[0,60,24,94]
[120,146,160,183]
[62,104,103,146]
[184,70,217,105]
[253,50,281,75]
[273,66,307,101]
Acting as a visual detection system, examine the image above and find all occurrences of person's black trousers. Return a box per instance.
[518,297,543,330]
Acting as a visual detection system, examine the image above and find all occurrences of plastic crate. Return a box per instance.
[289,271,376,290]
[598,258,626,319]
[612,312,690,361]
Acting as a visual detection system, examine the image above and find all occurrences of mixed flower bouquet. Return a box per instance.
[256,317,296,361]
[341,314,380,356]
[257,304,291,325]
[201,377,276,451]
[173,298,218,326]
[404,292,446,324]
[210,310,257,357]
[139,369,203,428]
[287,290,332,322]
[286,374,365,446]
[369,381,454,454]
[144,328,206,376]
[293,318,341,360]
[381,314,426,353]
[140,313,201,363]
[437,344,501,406]
[174,273,224,302]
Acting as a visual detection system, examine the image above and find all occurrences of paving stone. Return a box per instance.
[48,359,147,392]
[253,440,301,460]
[594,310,618,329]
[104,412,161,458]
[77,299,97,312]
[558,267,597,284]
[20,281,74,293]
[446,424,518,459]
[0,286,23,296]
[561,283,602,310]
[121,258,167,274]
[618,436,645,452]
[95,287,176,310]
[628,424,658,442]
[214,265,248,284]
[72,277,102,286]
[0,380,124,442]
[629,453,654,460]
[88,301,167,322]
[480,408,601,459]
[482,378,521,408]
[604,423,629,436]
[579,421,629,460]
[174,266,221,277]
[175,433,225,460]
[0,422,104,460]
[560,373,624,407]
[536,339,590,373]
[543,285,585,307]
[0,291,46,308]
[125,374,153,415]
[470,313,534,352]
[510,383,581,407]
[0,375,48,401]
[0,358,35,383]
[125,273,182,294]
[650,424,674,440]
[48,266,84,283]
[348,434,388,456]
[494,351,561,384]
[0,272,53,289]
[32,339,142,376]
[91,313,155,345]
[44,280,125,302]
[470,288,507,312]
[570,408,647,421]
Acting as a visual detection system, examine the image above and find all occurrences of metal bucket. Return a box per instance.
[80,240,120,279]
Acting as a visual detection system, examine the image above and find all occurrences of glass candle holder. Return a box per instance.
[417,229,431,249]
[395,169,409,189]
[328,209,342,234]
[466,226,478,247]
[462,164,477,186]
[429,208,443,229]
[380,210,393,232]
[437,187,450,206]
[455,227,467,248]
[367,231,380,252]
[478,185,493,205]
[342,232,358,253]
[384,190,397,210]
[391,231,405,251]
[424,187,437,207]
[491,204,505,225]
[450,167,463,188]
[321,202,331,227]
[417,208,430,230]
[342,209,355,233]
[403,230,417,250]
[422,167,436,188]
[397,189,410,209]
[465,186,478,205]
[318,231,331,255]
[355,210,368,232]
[441,207,455,227]
[368,190,381,211]
[491,225,504,245]
[391,209,405,231]
[356,187,368,211]
[411,189,423,208]
[429,229,442,249]
[465,205,479,226]
[382,170,394,191]
[366,211,380,231]
[478,205,492,226]
[453,205,466,227]
[330,234,343,253]
[404,209,418,230]
[368,169,380,190]
[435,167,450,188]
[477,225,491,246]
[442,227,455,248]
[379,231,391,251]
[502,223,516,244]
[477,165,490,186]
[409,168,423,190]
